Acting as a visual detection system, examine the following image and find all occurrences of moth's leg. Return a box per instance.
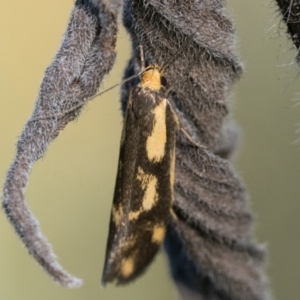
[179,127,207,150]
[170,208,178,221]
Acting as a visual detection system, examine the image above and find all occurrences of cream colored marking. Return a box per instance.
[141,65,161,91]
[128,210,141,221]
[129,167,159,218]
[151,225,166,244]
[142,176,158,211]
[169,148,176,202]
[121,257,135,278]
[136,167,157,190]
[112,205,123,226]
[136,167,146,189]
[146,101,167,162]
[137,167,159,211]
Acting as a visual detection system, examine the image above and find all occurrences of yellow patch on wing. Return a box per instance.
[121,257,135,278]
[142,176,158,211]
[128,210,141,221]
[136,167,146,186]
[169,148,176,202]
[146,101,167,162]
[112,205,123,226]
[136,167,158,211]
[151,225,166,244]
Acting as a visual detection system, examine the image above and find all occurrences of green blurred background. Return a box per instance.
[0,1,299,299]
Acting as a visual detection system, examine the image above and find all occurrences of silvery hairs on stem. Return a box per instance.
[2,0,121,288]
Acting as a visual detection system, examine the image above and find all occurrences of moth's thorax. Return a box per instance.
[140,65,162,91]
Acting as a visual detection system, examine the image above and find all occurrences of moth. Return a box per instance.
[102,64,179,285]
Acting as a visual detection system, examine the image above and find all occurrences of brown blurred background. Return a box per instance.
[0,1,299,299]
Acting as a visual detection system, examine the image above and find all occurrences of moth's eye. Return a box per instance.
[161,76,168,87]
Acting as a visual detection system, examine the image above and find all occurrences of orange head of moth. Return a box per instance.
[140,64,162,91]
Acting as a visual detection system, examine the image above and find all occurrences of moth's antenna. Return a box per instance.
[29,67,152,122]
[92,44,152,100]
[139,44,145,71]
[91,69,149,100]
[31,35,196,122]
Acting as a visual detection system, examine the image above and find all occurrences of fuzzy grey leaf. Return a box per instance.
[2,0,120,288]
[121,0,272,299]
[167,143,271,300]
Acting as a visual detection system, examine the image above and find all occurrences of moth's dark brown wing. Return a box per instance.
[102,87,177,285]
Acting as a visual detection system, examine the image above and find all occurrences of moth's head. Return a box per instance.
[140,64,164,91]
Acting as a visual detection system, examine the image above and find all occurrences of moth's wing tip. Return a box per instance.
[101,269,116,286]
[101,276,120,287]
[101,269,109,287]
[100,278,107,288]
[101,270,132,286]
